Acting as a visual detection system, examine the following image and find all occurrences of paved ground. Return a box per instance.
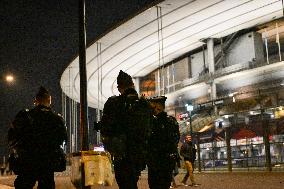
[1,172,284,189]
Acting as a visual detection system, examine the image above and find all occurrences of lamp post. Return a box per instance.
[185,104,194,136]
[78,0,90,188]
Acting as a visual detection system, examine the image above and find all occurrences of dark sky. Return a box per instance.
[0,0,157,157]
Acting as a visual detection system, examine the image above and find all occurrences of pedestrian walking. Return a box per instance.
[8,86,67,189]
[100,70,152,189]
[147,96,180,189]
[180,135,198,187]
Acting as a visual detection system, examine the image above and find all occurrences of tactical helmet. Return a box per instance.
[36,86,50,100]
[117,70,134,88]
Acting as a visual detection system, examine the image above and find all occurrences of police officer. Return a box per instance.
[100,70,146,189]
[9,86,67,189]
[147,96,180,189]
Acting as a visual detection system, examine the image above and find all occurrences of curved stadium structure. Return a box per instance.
[61,0,284,171]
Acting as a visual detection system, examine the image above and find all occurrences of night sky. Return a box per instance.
[0,0,157,158]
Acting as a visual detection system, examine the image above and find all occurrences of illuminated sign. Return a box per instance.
[179,113,189,119]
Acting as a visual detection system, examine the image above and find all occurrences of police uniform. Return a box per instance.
[100,71,147,189]
[9,87,67,189]
[147,96,180,189]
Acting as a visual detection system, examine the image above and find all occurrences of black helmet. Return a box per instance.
[117,70,134,88]
[35,86,50,100]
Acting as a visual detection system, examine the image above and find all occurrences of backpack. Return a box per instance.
[101,94,152,161]
[124,95,153,160]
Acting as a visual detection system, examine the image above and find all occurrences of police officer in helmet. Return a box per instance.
[100,70,146,189]
[9,86,67,189]
[147,96,180,189]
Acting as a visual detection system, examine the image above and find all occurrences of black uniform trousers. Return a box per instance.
[148,157,175,189]
[14,170,55,189]
[113,157,142,189]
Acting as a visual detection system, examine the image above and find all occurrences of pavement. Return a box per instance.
[1,172,284,189]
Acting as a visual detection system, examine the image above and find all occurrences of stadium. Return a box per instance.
[60,0,284,171]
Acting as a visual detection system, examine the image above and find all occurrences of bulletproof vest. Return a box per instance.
[101,91,152,159]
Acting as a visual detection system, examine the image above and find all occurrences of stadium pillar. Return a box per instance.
[207,38,217,115]
[207,38,215,74]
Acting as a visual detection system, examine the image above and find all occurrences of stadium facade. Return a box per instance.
[61,0,284,171]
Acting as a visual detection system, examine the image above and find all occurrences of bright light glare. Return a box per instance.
[271,114,275,119]
[6,75,14,82]
[93,146,104,152]
[185,104,194,111]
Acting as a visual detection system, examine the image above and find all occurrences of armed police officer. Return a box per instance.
[8,87,67,189]
[100,70,152,189]
[147,96,180,189]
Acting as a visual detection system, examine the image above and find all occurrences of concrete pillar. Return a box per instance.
[211,83,217,100]
[207,38,215,74]
[207,38,217,114]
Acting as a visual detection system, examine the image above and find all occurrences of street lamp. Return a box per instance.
[6,75,14,83]
[185,104,194,136]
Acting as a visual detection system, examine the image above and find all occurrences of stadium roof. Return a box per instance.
[60,0,283,108]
